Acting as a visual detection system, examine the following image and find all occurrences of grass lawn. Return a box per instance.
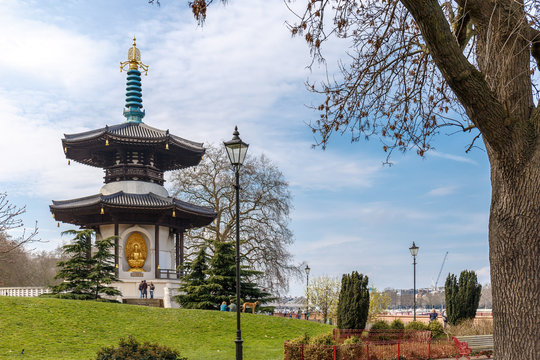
[0,297,331,359]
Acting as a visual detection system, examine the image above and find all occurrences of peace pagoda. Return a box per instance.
[50,38,216,306]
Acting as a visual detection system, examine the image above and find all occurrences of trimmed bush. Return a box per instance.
[310,333,336,345]
[96,335,186,360]
[427,321,444,338]
[288,333,311,345]
[390,319,405,330]
[370,320,390,330]
[343,336,362,344]
[404,321,427,331]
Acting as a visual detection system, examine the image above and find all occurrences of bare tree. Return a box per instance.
[0,193,39,257]
[479,283,493,309]
[0,237,60,287]
[287,1,539,357]
[368,287,391,322]
[170,144,298,294]
[159,0,538,356]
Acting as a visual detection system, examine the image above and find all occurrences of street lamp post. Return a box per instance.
[224,126,249,360]
[409,242,419,321]
[305,265,310,315]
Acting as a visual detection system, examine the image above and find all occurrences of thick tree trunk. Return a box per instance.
[487,144,540,359]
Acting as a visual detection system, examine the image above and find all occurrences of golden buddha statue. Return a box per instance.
[125,232,147,272]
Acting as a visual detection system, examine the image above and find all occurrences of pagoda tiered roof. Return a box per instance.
[62,122,204,171]
[51,191,216,230]
[51,38,216,230]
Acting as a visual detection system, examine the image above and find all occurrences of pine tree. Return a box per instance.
[89,235,121,299]
[337,271,369,329]
[52,229,121,300]
[175,247,215,309]
[51,229,93,297]
[445,270,482,325]
[205,241,273,310]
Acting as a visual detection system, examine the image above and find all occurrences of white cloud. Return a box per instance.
[426,185,457,196]
[476,266,491,285]
[0,2,115,95]
[428,151,478,165]
[0,94,102,199]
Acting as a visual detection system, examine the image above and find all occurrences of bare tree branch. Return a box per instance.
[170,145,300,294]
[0,193,39,257]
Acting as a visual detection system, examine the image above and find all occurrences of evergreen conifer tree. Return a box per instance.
[52,229,121,300]
[458,270,482,320]
[445,270,482,325]
[337,273,350,328]
[175,247,215,309]
[205,241,273,309]
[89,235,121,299]
[445,273,460,325]
[337,271,369,329]
[51,229,94,297]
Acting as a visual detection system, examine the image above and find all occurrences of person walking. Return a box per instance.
[141,280,148,299]
[149,282,155,299]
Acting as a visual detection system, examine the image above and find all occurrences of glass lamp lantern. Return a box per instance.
[409,242,419,257]
[224,126,249,167]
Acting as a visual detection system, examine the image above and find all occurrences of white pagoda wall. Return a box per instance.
[96,223,180,307]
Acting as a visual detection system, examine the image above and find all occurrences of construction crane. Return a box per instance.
[434,252,449,290]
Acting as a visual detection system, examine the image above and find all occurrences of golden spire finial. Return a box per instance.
[120,36,149,75]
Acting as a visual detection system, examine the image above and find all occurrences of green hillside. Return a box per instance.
[0,297,330,359]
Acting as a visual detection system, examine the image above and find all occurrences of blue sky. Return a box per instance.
[0,0,491,295]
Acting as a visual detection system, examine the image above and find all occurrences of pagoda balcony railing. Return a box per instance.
[158,268,183,280]
[105,165,164,184]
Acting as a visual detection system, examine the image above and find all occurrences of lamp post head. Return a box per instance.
[224,126,249,168]
[305,265,311,276]
[409,241,419,257]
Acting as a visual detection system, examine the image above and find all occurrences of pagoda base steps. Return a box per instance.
[123,298,164,307]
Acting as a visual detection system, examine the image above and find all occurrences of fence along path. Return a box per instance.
[0,287,50,297]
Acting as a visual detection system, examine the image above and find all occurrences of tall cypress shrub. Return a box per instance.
[445,270,482,325]
[445,273,459,325]
[337,271,369,329]
[458,270,482,319]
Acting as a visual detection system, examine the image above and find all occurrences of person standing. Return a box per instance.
[442,309,448,328]
[141,280,148,299]
[138,281,144,298]
[429,309,438,322]
[149,282,155,299]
